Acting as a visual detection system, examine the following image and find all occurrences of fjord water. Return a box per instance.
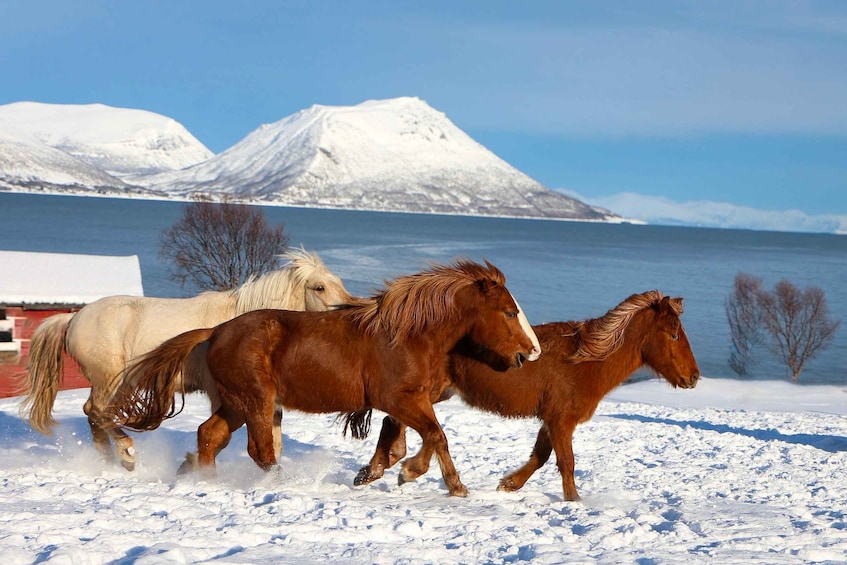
[3,192,845,384]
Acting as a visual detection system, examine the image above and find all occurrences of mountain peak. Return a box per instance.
[134,97,612,220]
[0,101,213,177]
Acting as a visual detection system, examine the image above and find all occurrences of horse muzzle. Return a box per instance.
[515,346,541,368]
[680,373,700,389]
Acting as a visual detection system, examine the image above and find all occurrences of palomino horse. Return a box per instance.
[353,290,700,501]
[107,260,541,496]
[20,248,352,470]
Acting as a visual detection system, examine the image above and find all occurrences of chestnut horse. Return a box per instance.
[107,260,541,496]
[353,290,699,501]
[21,248,352,471]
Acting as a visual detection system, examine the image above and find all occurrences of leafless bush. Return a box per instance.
[726,273,840,381]
[725,273,765,375]
[160,194,289,291]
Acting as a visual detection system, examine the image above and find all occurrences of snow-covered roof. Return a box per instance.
[0,250,143,305]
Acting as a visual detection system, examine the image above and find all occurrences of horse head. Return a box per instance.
[285,248,354,311]
[642,295,700,389]
[461,264,541,368]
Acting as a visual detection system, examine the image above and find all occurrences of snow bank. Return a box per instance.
[1,378,845,563]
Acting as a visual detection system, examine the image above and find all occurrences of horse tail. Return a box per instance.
[340,408,373,440]
[19,313,75,435]
[107,328,215,432]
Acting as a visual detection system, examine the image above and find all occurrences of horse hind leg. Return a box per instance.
[498,425,553,493]
[245,401,280,471]
[190,407,245,477]
[83,395,117,463]
[109,428,137,471]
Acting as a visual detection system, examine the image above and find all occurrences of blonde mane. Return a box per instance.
[347,260,505,345]
[232,248,330,314]
[565,290,683,362]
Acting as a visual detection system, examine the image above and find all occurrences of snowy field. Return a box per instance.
[1,378,845,564]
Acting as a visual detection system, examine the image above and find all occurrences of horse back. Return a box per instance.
[65,294,234,373]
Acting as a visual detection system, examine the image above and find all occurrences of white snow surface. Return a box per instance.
[1,378,845,563]
[0,250,143,304]
[0,102,213,178]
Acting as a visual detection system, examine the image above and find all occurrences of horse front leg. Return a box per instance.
[498,425,553,492]
[354,415,407,486]
[396,401,467,497]
[548,421,580,501]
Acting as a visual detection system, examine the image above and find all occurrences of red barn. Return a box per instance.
[0,250,144,398]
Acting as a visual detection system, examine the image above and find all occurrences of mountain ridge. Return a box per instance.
[0,97,618,222]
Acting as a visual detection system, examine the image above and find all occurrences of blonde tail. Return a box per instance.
[19,313,75,434]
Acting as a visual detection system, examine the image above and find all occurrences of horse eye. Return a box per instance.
[314,285,325,292]
[671,333,680,341]
[506,311,518,319]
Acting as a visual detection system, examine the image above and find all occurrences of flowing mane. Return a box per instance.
[347,260,505,345]
[565,290,683,362]
[232,248,330,314]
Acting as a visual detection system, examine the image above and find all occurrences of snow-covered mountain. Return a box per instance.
[137,97,612,220]
[0,102,213,178]
[0,98,615,221]
[0,127,135,194]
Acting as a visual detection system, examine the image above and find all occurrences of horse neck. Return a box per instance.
[233,269,304,315]
[412,313,475,357]
[556,311,649,395]
[596,310,650,392]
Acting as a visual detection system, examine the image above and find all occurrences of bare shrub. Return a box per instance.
[758,280,840,381]
[725,273,764,375]
[160,194,290,291]
[726,273,840,381]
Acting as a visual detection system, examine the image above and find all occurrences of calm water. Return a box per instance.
[2,192,846,384]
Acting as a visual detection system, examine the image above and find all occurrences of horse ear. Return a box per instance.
[656,295,675,316]
[475,277,497,295]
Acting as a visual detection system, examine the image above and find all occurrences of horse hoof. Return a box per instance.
[177,452,198,476]
[497,478,518,492]
[121,460,136,472]
[450,485,469,498]
[354,466,373,486]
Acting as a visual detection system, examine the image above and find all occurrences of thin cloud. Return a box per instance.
[560,189,847,234]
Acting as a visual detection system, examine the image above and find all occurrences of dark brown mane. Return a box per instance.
[345,260,505,345]
[565,290,681,362]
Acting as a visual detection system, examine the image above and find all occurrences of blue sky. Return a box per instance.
[3,1,846,230]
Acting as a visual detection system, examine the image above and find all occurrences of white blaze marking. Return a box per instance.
[511,293,541,361]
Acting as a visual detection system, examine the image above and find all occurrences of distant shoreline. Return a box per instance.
[0,187,647,226]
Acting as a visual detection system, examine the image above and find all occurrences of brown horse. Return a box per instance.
[107,260,541,497]
[353,290,700,501]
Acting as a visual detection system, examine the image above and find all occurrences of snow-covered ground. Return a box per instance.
[1,378,845,564]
